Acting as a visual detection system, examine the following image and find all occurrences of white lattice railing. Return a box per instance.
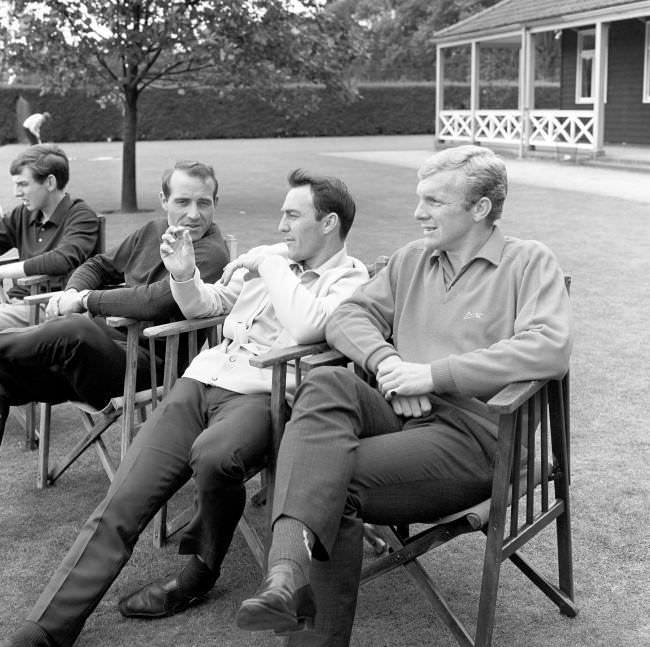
[438,110,474,141]
[475,110,523,144]
[528,110,595,148]
[438,109,596,150]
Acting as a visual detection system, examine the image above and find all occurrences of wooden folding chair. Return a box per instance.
[22,231,236,490]
[294,275,577,646]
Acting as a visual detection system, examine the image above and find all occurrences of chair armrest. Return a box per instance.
[16,274,51,288]
[300,348,349,371]
[106,316,143,328]
[485,379,548,415]
[249,342,330,369]
[23,290,63,306]
[143,315,227,340]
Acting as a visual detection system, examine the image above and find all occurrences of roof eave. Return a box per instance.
[434,0,650,45]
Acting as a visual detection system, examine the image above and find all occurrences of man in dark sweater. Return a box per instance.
[0,159,229,446]
[0,144,99,329]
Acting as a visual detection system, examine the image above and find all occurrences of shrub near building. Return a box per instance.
[0,82,558,143]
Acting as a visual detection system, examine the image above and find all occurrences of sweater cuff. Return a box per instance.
[430,358,457,394]
[169,267,197,284]
[22,258,39,275]
[85,290,102,314]
[367,347,400,374]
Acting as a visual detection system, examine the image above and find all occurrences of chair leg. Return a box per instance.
[153,506,168,549]
[48,410,119,485]
[507,550,578,617]
[36,403,51,489]
[555,511,577,615]
[384,526,475,647]
[25,403,38,450]
[474,535,504,647]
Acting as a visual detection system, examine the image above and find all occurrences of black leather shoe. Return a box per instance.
[236,563,316,634]
[118,578,206,619]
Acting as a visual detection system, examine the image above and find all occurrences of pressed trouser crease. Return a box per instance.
[276,366,497,646]
[26,377,271,647]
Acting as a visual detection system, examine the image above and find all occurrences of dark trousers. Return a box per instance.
[0,314,155,410]
[273,367,497,647]
[26,377,271,647]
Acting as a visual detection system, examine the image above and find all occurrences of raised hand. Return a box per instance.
[160,226,196,281]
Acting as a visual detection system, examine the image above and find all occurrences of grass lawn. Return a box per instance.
[0,136,649,646]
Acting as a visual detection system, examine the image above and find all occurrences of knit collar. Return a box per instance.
[29,193,72,227]
[429,226,505,268]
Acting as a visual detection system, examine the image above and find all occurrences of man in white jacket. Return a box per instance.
[3,169,368,647]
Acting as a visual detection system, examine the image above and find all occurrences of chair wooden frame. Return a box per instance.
[145,254,391,557]
[353,375,577,647]
[9,215,107,451]
[289,276,577,647]
[142,308,329,558]
[20,230,236,490]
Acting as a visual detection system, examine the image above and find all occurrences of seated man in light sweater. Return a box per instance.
[236,145,573,646]
[2,169,368,647]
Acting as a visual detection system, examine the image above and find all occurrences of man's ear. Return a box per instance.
[321,212,339,234]
[472,196,492,223]
[46,174,57,192]
[214,196,219,208]
[159,190,167,210]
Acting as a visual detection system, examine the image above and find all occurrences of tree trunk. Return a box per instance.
[121,86,139,212]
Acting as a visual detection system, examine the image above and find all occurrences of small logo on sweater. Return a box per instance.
[463,311,484,320]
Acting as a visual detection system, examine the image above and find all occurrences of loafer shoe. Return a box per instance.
[118,578,205,619]
[236,563,316,634]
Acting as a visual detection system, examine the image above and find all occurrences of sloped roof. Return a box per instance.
[435,0,650,41]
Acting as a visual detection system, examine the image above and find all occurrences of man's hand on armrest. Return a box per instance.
[46,289,87,318]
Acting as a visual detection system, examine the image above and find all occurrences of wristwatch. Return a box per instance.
[78,289,91,311]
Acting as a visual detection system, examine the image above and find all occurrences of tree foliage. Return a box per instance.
[4,0,364,210]
[333,0,502,81]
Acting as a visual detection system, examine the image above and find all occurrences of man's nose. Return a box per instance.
[278,215,289,232]
[186,202,200,219]
[414,201,427,220]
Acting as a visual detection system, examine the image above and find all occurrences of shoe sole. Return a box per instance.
[236,600,313,634]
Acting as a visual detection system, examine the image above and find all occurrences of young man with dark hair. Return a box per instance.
[2,169,368,647]
[0,144,99,329]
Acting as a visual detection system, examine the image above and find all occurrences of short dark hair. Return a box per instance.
[161,160,219,200]
[10,144,70,189]
[287,169,355,239]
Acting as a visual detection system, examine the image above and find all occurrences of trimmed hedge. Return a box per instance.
[0,82,559,144]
